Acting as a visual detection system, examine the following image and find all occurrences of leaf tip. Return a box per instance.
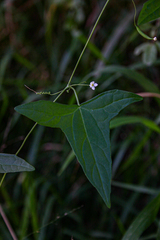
[135,94,143,101]
[107,202,111,209]
[29,165,35,171]
[14,105,19,113]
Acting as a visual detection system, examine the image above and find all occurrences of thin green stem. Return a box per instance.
[49,90,63,96]
[53,87,68,102]
[70,83,88,87]
[132,0,137,27]
[25,85,63,96]
[70,87,80,106]
[67,0,111,86]
[15,122,38,156]
[0,173,6,187]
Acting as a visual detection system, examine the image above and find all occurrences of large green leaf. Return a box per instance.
[15,90,142,207]
[0,153,35,173]
[138,0,160,26]
[122,193,160,240]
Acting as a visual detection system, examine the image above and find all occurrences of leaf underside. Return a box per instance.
[15,90,142,207]
[0,153,35,173]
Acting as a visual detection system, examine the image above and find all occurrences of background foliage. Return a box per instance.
[1,0,160,239]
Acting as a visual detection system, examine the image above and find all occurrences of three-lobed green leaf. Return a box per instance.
[15,90,142,207]
[138,0,160,26]
[0,153,35,173]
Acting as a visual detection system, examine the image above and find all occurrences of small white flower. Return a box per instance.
[153,36,157,41]
[89,81,98,90]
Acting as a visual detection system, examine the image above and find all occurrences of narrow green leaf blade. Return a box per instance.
[138,0,160,26]
[15,90,142,207]
[97,66,160,93]
[110,116,160,133]
[0,154,35,173]
[58,150,75,176]
[122,193,160,240]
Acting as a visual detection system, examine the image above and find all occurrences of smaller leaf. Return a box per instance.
[142,43,157,66]
[122,193,160,240]
[132,0,156,41]
[134,43,150,56]
[138,0,160,26]
[0,153,35,173]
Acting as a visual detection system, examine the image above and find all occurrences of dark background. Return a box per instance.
[0,0,160,239]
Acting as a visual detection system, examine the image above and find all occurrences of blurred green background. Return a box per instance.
[1,0,160,239]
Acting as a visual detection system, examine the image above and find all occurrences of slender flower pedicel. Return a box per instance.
[89,81,98,90]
